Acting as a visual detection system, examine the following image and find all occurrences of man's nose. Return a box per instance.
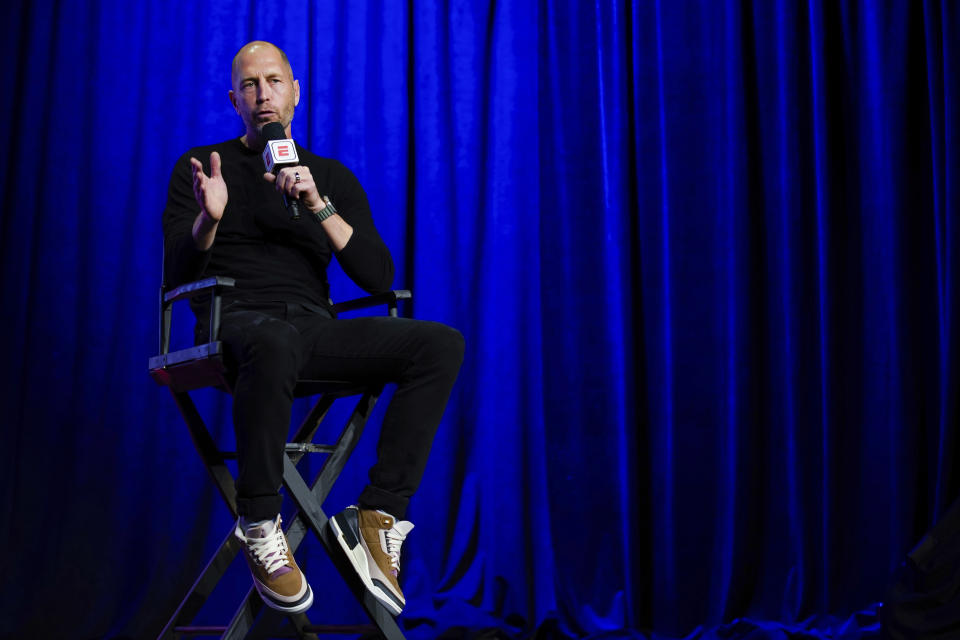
[256,81,272,102]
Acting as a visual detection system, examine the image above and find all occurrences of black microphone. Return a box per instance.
[261,122,301,220]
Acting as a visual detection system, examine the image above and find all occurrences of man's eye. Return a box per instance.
[271,78,282,83]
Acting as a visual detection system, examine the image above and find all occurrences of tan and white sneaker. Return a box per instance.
[329,505,414,615]
[235,514,313,614]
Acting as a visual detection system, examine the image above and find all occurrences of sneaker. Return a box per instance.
[234,514,313,614]
[329,506,414,615]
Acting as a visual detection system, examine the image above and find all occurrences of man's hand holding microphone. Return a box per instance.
[189,121,352,252]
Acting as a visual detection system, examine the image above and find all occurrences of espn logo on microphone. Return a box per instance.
[263,139,299,173]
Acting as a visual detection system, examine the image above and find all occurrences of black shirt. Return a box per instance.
[162,138,394,313]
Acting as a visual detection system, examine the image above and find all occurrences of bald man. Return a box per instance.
[163,41,464,616]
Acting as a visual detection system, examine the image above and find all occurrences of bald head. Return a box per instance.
[231,41,293,88]
[228,40,301,146]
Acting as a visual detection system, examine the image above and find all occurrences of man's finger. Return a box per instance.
[293,183,311,198]
[210,151,222,178]
[190,157,204,174]
[263,172,277,184]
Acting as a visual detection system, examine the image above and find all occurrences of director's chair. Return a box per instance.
[148,275,412,640]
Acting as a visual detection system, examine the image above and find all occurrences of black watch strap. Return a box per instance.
[314,196,337,222]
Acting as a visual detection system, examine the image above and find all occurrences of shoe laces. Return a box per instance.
[383,523,411,575]
[242,516,290,575]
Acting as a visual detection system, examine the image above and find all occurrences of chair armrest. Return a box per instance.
[163,276,236,305]
[332,290,411,315]
[156,283,409,362]
[158,276,236,356]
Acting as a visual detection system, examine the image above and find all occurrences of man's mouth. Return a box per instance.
[256,111,276,120]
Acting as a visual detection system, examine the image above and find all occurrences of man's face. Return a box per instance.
[229,45,300,141]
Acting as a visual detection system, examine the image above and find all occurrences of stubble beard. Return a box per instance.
[249,113,292,147]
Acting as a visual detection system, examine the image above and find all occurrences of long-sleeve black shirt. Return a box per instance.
[162,138,394,313]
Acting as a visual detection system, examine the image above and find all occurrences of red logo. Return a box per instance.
[265,140,298,171]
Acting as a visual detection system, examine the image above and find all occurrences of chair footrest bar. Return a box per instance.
[220,443,336,459]
[285,443,336,454]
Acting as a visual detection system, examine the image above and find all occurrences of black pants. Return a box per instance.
[211,300,464,522]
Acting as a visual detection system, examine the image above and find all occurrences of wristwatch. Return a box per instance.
[314,196,337,222]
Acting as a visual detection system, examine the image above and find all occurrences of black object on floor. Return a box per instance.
[881,496,960,640]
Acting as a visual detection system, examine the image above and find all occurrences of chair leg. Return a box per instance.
[225,389,401,640]
[158,390,242,640]
[157,527,242,640]
[161,388,402,640]
[290,393,337,446]
[308,390,380,501]
[221,590,260,640]
[288,612,323,640]
[224,589,322,640]
[159,388,343,640]
[171,389,237,516]
[222,589,322,640]
[283,455,407,640]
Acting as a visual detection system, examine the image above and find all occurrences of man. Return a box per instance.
[162,41,464,616]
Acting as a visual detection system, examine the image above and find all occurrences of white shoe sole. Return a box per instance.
[255,581,314,614]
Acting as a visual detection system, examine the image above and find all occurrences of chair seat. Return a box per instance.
[149,342,229,392]
[150,341,374,397]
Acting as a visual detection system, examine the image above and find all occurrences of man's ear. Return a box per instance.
[229,89,239,114]
[294,79,300,107]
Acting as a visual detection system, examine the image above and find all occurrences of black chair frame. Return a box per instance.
[149,276,412,640]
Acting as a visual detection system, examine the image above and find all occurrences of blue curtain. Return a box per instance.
[1,1,958,638]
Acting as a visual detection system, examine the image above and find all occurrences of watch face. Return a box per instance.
[323,196,337,214]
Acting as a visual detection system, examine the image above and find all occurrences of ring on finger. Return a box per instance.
[294,171,301,183]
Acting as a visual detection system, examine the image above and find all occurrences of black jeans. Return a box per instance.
[210,300,464,521]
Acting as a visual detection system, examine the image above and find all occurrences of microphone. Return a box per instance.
[261,122,301,220]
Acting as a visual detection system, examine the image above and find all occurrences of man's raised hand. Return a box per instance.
[190,151,228,222]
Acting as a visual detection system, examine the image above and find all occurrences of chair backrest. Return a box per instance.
[151,238,236,392]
